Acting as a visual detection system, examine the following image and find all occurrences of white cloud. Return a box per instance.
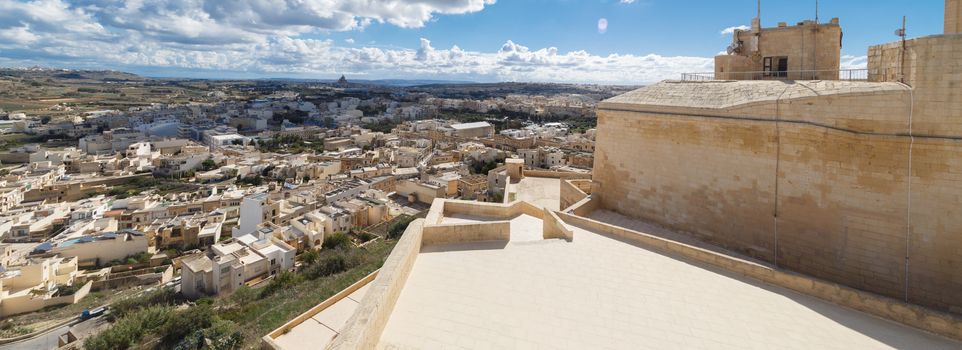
[0,0,716,84]
[0,25,40,45]
[840,55,868,70]
[720,25,751,35]
[620,0,637,3]
[598,18,608,34]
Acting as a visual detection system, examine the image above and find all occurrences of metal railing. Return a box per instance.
[680,69,873,82]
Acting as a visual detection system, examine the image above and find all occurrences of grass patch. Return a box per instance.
[217,239,396,346]
[81,228,398,349]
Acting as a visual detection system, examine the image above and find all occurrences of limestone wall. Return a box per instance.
[594,95,962,313]
[441,199,543,220]
[521,169,592,180]
[422,221,510,246]
[593,110,779,261]
[560,179,590,211]
[542,208,573,241]
[867,35,962,137]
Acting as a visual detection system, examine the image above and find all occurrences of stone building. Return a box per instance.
[594,0,962,314]
[715,15,841,80]
[447,121,495,139]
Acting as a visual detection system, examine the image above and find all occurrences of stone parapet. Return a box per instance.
[328,220,424,350]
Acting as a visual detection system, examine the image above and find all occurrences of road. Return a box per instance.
[0,315,105,350]
[0,323,71,350]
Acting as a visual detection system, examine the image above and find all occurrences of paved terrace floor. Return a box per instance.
[507,177,560,211]
[377,217,962,349]
[273,282,372,349]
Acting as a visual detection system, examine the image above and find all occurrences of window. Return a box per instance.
[763,56,788,78]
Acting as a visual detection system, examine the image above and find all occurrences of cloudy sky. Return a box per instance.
[0,0,946,84]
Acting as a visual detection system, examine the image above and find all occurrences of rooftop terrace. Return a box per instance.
[375,211,959,349]
[264,173,962,349]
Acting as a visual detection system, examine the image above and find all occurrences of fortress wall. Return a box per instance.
[868,35,962,137]
[592,110,779,261]
[594,96,962,312]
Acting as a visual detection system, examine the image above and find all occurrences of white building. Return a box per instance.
[181,234,295,299]
[234,193,278,237]
[447,121,495,138]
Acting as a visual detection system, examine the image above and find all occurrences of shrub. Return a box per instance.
[388,215,416,239]
[84,305,174,350]
[53,283,81,297]
[322,232,351,250]
[111,288,177,319]
[259,271,303,298]
[354,231,375,243]
[303,249,363,280]
[174,318,242,350]
[298,250,320,265]
[160,304,214,347]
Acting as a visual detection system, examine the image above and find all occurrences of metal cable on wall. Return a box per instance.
[904,84,915,302]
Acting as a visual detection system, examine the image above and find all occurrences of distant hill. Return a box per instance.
[0,67,145,82]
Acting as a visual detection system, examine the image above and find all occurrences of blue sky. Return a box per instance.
[0,0,948,83]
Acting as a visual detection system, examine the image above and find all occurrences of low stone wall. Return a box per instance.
[560,179,590,211]
[422,221,510,246]
[424,200,445,225]
[522,169,592,180]
[0,281,92,317]
[542,208,573,241]
[556,211,962,342]
[329,219,424,350]
[565,195,601,217]
[440,199,543,220]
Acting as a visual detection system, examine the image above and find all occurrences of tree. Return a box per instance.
[299,250,320,265]
[322,232,351,250]
[200,158,217,171]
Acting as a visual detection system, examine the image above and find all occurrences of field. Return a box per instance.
[0,69,250,122]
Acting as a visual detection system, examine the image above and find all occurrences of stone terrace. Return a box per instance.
[375,213,961,350]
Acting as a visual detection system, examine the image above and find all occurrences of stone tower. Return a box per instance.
[948,0,961,34]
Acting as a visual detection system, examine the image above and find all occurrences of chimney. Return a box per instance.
[948,0,961,34]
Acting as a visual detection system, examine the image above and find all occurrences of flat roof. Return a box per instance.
[377,215,962,349]
[507,176,561,211]
[450,121,493,130]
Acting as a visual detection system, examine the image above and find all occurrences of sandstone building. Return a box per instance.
[715,16,842,80]
[596,0,962,313]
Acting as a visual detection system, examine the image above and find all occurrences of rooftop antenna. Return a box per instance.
[757,0,761,22]
[813,0,819,79]
[896,16,907,83]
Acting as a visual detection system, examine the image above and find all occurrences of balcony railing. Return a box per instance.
[680,69,873,82]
